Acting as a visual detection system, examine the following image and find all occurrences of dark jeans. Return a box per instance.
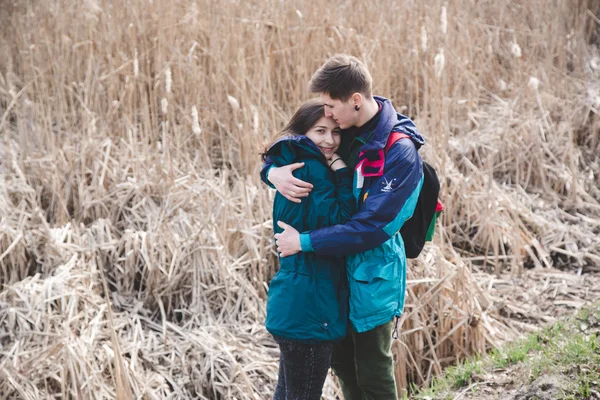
[272,336,334,400]
[331,320,397,400]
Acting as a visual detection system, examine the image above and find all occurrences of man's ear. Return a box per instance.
[351,93,363,109]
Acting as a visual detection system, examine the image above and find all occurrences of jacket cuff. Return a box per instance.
[299,233,314,253]
[264,165,276,189]
[334,167,352,181]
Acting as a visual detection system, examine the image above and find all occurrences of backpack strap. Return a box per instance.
[384,131,410,153]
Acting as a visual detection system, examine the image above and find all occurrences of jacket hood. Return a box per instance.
[357,96,425,177]
[361,96,425,152]
[266,135,325,166]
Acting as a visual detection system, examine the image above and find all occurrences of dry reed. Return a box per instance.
[1,0,599,398]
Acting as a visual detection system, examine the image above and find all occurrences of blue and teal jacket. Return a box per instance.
[261,96,424,333]
[264,136,356,342]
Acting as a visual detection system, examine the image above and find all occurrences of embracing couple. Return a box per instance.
[261,54,425,400]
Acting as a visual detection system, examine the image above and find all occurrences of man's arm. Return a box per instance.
[300,140,423,256]
[260,157,313,203]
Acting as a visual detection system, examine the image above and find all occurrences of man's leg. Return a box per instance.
[331,329,362,400]
[354,320,397,400]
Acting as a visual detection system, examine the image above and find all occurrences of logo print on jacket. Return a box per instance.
[381,177,396,193]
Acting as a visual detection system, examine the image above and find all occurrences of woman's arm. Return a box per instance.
[299,159,356,230]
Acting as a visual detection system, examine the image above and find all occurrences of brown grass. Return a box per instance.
[0,0,599,398]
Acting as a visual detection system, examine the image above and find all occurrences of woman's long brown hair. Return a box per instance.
[260,98,324,161]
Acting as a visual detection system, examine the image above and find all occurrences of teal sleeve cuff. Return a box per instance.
[299,233,314,253]
[265,165,276,189]
[334,167,352,181]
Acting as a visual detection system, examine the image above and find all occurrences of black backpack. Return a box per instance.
[385,132,442,259]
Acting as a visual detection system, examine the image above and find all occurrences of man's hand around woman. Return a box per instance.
[274,221,301,257]
[268,163,313,203]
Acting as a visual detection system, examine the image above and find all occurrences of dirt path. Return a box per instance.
[419,267,600,400]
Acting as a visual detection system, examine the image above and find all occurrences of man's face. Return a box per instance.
[320,93,357,130]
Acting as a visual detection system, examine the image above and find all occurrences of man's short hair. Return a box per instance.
[309,54,373,101]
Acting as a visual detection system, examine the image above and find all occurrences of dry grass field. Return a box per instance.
[1,0,599,398]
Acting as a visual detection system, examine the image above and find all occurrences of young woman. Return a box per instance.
[262,99,356,399]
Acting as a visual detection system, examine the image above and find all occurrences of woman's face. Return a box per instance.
[305,116,341,160]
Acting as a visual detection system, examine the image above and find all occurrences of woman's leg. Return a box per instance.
[274,337,333,400]
[273,349,287,400]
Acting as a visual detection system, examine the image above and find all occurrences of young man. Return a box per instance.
[262,54,424,399]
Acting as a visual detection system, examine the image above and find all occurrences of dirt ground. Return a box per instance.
[435,266,600,400]
[453,372,587,400]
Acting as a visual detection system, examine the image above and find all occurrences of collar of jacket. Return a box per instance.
[356,96,425,177]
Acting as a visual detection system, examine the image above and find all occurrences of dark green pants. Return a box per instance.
[331,320,397,400]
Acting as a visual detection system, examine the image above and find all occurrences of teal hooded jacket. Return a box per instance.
[265,136,356,342]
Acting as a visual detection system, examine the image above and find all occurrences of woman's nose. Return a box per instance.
[324,131,333,143]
